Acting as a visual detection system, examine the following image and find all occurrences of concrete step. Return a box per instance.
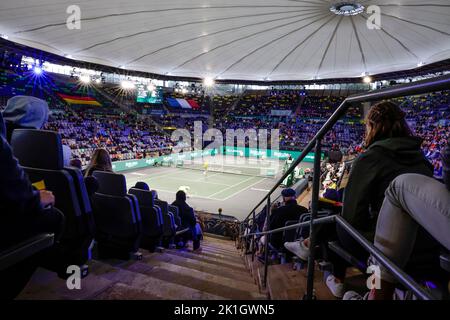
[126,261,265,300]
[267,263,336,300]
[164,249,248,272]
[17,267,114,300]
[89,260,226,300]
[198,248,244,263]
[94,282,163,300]
[145,252,254,284]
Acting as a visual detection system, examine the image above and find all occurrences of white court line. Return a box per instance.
[208,176,255,198]
[161,175,230,187]
[220,178,267,201]
[250,187,271,192]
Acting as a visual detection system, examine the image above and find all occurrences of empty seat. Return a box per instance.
[168,204,181,228]
[128,187,163,251]
[91,171,142,260]
[154,199,177,247]
[11,129,93,276]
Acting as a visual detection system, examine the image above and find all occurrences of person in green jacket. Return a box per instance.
[284,101,434,298]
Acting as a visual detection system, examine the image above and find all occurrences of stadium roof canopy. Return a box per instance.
[0,0,449,81]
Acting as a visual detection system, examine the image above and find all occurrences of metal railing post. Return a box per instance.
[251,211,256,261]
[305,139,322,300]
[263,197,271,287]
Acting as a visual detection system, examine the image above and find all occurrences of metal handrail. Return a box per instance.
[240,215,335,238]
[240,214,433,300]
[241,74,450,223]
[239,74,450,300]
[334,216,433,300]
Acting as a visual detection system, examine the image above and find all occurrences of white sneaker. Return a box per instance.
[284,240,310,261]
[325,275,345,298]
[343,290,369,300]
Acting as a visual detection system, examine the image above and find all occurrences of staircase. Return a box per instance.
[17,236,265,300]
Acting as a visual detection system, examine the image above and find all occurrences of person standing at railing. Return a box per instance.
[284,101,435,298]
[344,138,450,300]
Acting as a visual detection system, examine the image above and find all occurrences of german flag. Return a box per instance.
[57,93,102,106]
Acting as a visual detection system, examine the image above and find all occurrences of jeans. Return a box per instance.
[374,174,450,283]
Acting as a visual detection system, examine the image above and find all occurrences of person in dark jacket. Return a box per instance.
[344,139,450,300]
[0,112,63,299]
[269,188,309,250]
[284,101,434,298]
[172,190,200,251]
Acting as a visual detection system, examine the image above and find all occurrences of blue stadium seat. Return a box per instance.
[91,171,143,260]
[128,187,164,252]
[11,129,93,277]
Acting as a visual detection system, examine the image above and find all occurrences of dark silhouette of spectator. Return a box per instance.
[172,190,200,251]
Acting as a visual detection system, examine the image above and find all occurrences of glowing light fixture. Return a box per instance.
[121,80,135,89]
[203,77,215,87]
[33,66,43,75]
[363,76,372,83]
[79,75,91,84]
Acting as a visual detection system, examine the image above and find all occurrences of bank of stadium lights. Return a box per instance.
[0,34,9,40]
[79,75,91,84]
[363,76,372,83]
[121,80,135,90]
[147,83,156,92]
[417,61,425,67]
[33,66,43,75]
[203,77,215,87]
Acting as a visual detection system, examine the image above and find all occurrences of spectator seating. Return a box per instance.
[10,129,93,277]
[128,187,164,252]
[154,199,177,248]
[91,171,143,260]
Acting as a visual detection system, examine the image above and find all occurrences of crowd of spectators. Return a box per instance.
[44,110,173,166]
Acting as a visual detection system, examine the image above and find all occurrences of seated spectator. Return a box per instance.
[284,101,434,298]
[84,148,113,177]
[268,188,308,250]
[172,190,201,251]
[134,181,150,191]
[2,95,49,143]
[345,139,450,300]
[69,158,82,170]
[0,113,63,299]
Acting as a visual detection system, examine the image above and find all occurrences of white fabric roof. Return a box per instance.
[0,0,449,81]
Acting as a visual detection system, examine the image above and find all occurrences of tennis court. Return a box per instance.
[123,155,312,220]
[125,167,265,201]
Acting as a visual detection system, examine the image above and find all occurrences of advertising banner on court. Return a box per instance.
[112,147,321,172]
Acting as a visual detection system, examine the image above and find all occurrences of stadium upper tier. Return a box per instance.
[0,0,449,81]
[0,68,448,178]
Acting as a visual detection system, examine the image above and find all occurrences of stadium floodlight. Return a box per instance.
[417,61,425,67]
[363,76,372,83]
[79,75,91,84]
[203,77,215,87]
[33,66,43,75]
[121,80,135,90]
[95,78,102,84]
[181,88,188,94]
[147,83,156,92]
[0,34,9,40]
